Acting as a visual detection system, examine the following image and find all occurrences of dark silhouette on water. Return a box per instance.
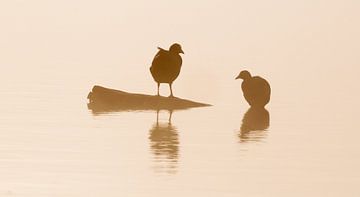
[87,85,210,114]
[235,70,271,107]
[149,110,179,174]
[239,107,270,143]
[150,43,184,97]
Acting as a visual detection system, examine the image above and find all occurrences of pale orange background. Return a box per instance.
[0,1,359,196]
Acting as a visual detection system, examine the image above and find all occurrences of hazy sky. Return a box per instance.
[1,1,359,60]
[1,0,359,98]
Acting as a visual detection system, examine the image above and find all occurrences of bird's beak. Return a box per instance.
[235,75,240,80]
[180,49,184,54]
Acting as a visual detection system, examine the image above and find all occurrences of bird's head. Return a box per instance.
[235,70,252,80]
[169,43,184,54]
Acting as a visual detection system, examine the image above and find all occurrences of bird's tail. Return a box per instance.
[157,47,165,51]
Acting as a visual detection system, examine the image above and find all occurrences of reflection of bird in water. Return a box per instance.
[235,70,271,107]
[239,107,270,143]
[150,43,184,97]
[149,110,179,173]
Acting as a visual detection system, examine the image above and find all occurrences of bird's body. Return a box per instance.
[236,70,271,107]
[150,43,184,97]
[150,47,182,84]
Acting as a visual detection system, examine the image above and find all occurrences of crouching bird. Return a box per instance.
[235,70,271,107]
[150,43,184,97]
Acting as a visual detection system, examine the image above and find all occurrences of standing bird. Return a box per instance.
[235,70,271,107]
[150,43,184,97]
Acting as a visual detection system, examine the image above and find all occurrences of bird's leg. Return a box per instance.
[169,83,174,97]
[157,83,160,96]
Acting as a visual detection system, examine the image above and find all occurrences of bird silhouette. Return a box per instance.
[235,70,271,107]
[150,43,184,97]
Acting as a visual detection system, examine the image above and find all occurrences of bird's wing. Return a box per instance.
[252,77,271,95]
[153,47,164,59]
[151,48,172,70]
[242,78,262,98]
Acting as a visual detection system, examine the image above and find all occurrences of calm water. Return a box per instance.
[1,1,360,196]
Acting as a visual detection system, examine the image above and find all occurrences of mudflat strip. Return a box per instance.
[87,85,211,113]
